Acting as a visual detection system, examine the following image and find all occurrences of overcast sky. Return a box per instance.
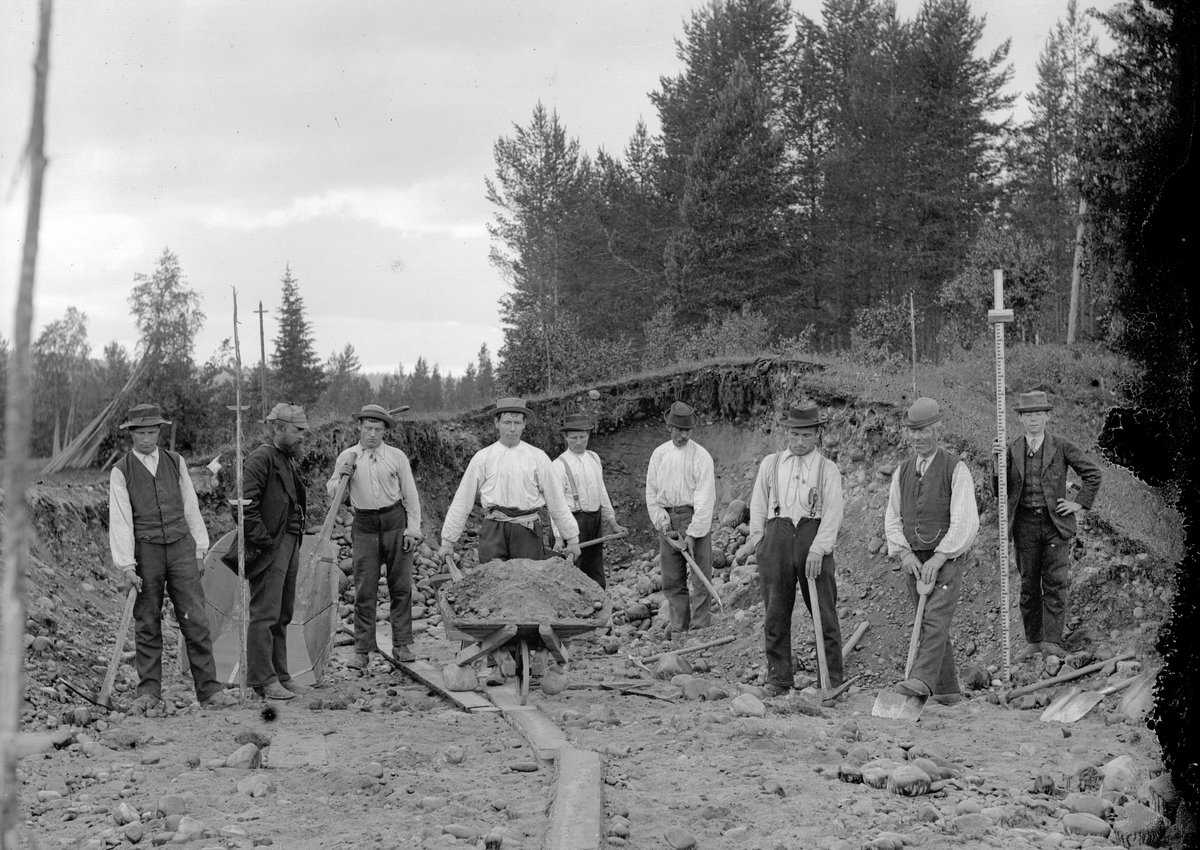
[1,0,1114,377]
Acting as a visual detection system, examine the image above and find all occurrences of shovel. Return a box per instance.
[807,576,831,699]
[669,541,724,612]
[871,579,933,720]
[1040,676,1136,723]
[98,587,138,709]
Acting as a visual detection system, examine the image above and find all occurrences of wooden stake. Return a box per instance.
[909,290,917,398]
[232,291,249,702]
[255,301,268,422]
[2,4,53,847]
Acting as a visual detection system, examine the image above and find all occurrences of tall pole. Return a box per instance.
[2,3,53,847]
[989,270,1015,684]
[909,290,917,399]
[230,292,250,701]
[255,301,268,421]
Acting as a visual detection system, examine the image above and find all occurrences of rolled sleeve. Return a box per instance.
[441,454,483,544]
[326,448,359,497]
[884,469,910,558]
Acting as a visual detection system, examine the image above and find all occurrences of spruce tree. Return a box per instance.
[271,265,325,406]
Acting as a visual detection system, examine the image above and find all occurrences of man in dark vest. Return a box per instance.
[108,404,237,712]
[993,391,1103,660]
[883,398,980,704]
[224,402,309,700]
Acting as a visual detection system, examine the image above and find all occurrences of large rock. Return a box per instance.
[1064,793,1112,820]
[224,743,261,769]
[654,653,691,679]
[665,826,697,849]
[1061,812,1111,838]
[540,671,569,696]
[1102,754,1138,793]
[720,500,749,528]
[442,664,478,692]
[236,775,274,798]
[1112,801,1169,847]
[888,765,933,796]
[730,694,765,718]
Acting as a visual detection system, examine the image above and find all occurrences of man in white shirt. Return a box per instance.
[108,404,236,712]
[551,413,626,588]
[884,397,980,705]
[645,401,717,636]
[438,398,581,564]
[735,402,844,696]
[329,404,423,669]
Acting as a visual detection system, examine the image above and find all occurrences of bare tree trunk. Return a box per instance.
[1067,196,1087,344]
[2,3,53,847]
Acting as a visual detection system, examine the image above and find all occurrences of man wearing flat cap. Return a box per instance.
[108,404,237,711]
[224,402,309,700]
[550,413,626,588]
[884,398,979,704]
[329,404,423,669]
[736,402,845,696]
[993,391,1102,660]
[645,401,717,636]
[438,398,582,564]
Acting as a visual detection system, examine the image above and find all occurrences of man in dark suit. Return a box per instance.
[225,402,309,700]
[994,391,1103,660]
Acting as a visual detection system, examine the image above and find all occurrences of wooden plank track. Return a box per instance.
[387,658,498,713]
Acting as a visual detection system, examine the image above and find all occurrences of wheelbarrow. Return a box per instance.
[438,589,611,705]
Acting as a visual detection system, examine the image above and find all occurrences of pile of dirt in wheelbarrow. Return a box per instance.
[442,557,607,623]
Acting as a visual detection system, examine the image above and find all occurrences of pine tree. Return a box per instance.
[476,344,495,403]
[271,265,325,406]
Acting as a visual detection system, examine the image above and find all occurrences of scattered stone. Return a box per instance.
[730,694,765,718]
[225,743,261,769]
[444,746,466,765]
[917,805,940,822]
[837,764,863,784]
[1064,794,1112,820]
[1112,801,1168,847]
[236,776,274,797]
[123,822,145,844]
[952,813,992,835]
[956,800,981,815]
[443,825,479,841]
[420,796,447,811]
[761,779,785,797]
[363,762,385,778]
[174,815,207,842]
[442,664,478,692]
[113,801,141,825]
[540,671,569,696]
[1061,812,1111,838]
[157,795,187,816]
[850,799,876,817]
[1101,754,1137,793]
[1069,761,1104,792]
[665,825,697,849]
[510,762,539,772]
[1147,773,1179,820]
[887,765,933,797]
[655,653,691,679]
[961,663,988,690]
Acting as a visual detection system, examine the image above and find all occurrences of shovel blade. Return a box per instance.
[1041,689,1105,724]
[871,689,927,720]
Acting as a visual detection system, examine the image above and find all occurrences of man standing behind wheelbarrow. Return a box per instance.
[550,413,626,588]
[329,404,423,669]
[734,401,845,697]
[645,401,717,638]
[438,398,582,565]
[883,398,979,705]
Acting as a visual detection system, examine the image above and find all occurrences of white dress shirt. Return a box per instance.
[884,452,980,559]
[440,440,579,543]
[327,443,421,536]
[644,439,716,540]
[109,448,209,570]
[550,449,617,538]
[746,449,844,557]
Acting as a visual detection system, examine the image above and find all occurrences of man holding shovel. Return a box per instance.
[108,403,237,712]
[329,404,423,670]
[645,401,717,638]
[735,402,844,697]
[550,413,625,588]
[883,398,979,705]
[993,391,1102,661]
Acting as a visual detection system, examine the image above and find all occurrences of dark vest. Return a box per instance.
[117,450,190,545]
[1019,440,1047,510]
[899,448,955,552]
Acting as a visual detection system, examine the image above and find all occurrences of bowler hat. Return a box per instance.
[352,404,396,429]
[266,402,309,429]
[119,403,171,430]
[560,413,594,432]
[664,401,698,430]
[1014,391,1054,413]
[779,401,827,428]
[904,397,944,429]
[492,397,533,418]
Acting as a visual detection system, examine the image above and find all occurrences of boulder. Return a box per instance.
[1064,793,1112,820]
[1061,812,1111,838]
[442,664,478,692]
[1112,801,1168,848]
[720,500,749,528]
[887,765,933,797]
[224,743,261,769]
[540,671,569,696]
[730,694,766,718]
[654,653,691,679]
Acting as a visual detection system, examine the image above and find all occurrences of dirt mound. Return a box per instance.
[443,557,607,623]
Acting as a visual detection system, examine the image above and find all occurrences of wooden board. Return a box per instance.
[389,658,498,713]
[488,683,569,761]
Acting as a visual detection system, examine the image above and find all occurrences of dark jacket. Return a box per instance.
[222,442,306,579]
[995,432,1103,540]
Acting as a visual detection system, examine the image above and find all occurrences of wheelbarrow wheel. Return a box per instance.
[518,639,530,705]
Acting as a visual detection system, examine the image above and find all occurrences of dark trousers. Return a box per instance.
[659,507,713,631]
[478,510,548,563]
[246,532,299,689]
[757,517,843,689]
[132,535,221,701]
[1013,507,1071,645]
[353,502,415,652]
[572,509,605,588]
[905,551,962,696]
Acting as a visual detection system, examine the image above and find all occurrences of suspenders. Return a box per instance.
[769,451,824,519]
[559,454,585,512]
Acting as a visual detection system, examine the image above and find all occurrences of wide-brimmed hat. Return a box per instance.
[1014,391,1054,413]
[266,402,309,429]
[560,413,594,432]
[779,401,827,428]
[119,403,171,430]
[352,404,396,429]
[664,401,698,430]
[492,397,533,418]
[904,397,944,429]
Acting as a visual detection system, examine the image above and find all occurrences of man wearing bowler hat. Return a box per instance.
[439,398,581,564]
[645,401,717,636]
[736,401,845,696]
[993,391,1102,660]
[550,413,626,588]
[884,398,979,704]
[223,402,309,700]
[329,404,423,670]
[108,404,237,711]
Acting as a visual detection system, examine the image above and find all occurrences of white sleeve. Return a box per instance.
[177,460,210,556]
[935,461,980,559]
[746,456,773,547]
[108,467,137,570]
[644,447,669,532]
[884,467,910,557]
[685,448,716,539]
[809,458,843,557]
[440,453,484,543]
[541,454,579,541]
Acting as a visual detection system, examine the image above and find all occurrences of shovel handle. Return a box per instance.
[904,590,929,680]
[99,587,138,708]
[443,555,463,583]
[578,530,628,550]
[681,547,724,612]
[807,576,830,692]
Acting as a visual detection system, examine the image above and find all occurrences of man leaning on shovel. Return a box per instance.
[108,403,237,712]
[883,398,979,705]
[329,404,423,670]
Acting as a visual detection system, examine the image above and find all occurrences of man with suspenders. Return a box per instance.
[736,402,845,696]
[551,413,626,588]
